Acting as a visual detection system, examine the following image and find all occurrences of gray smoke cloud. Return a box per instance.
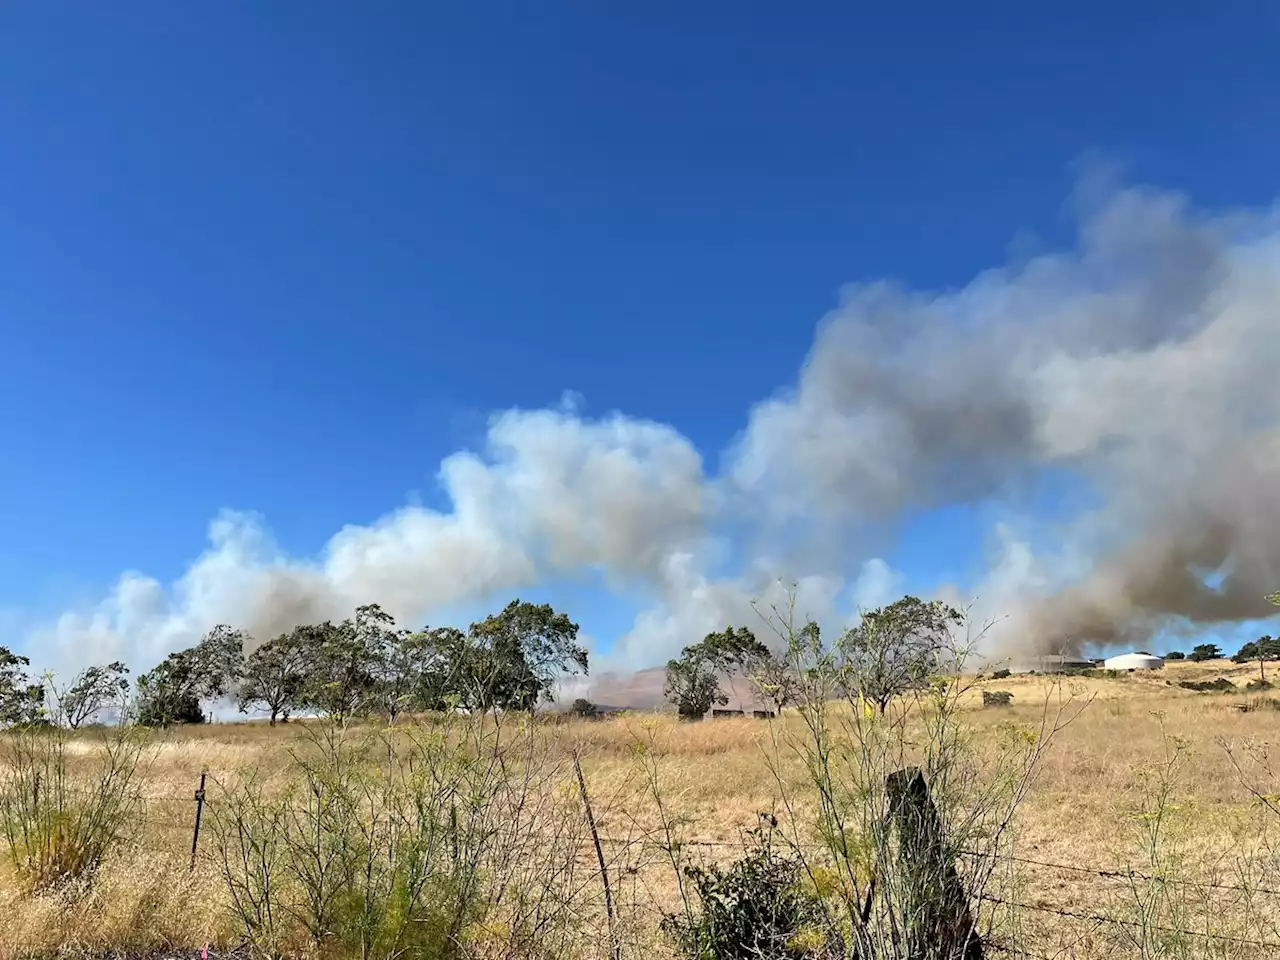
[730,180,1280,654]
[27,178,1280,682]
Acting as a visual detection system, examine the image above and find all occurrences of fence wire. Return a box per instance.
[960,848,1280,898]
[148,781,1280,958]
[979,892,1280,952]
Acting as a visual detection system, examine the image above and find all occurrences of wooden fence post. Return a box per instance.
[886,767,983,960]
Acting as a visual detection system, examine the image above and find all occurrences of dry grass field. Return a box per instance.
[6,659,1280,959]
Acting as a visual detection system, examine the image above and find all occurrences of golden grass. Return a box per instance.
[4,659,1280,958]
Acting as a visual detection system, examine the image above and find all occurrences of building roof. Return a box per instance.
[1005,653,1096,673]
[1103,652,1165,668]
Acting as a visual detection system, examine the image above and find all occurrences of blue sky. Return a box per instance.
[3,4,1279,673]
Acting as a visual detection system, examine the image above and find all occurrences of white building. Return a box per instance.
[1103,652,1165,671]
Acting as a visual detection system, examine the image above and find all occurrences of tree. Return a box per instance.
[299,619,372,720]
[292,604,412,721]
[569,698,599,718]
[58,661,129,729]
[664,645,725,720]
[378,623,508,716]
[664,626,771,720]
[701,626,771,672]
[465,600,588,710]
[368,624,439,724]
[238,630,309,725]
[1165,651,1186,661]
[1188,643,1222,663]
[136,663,205,727]
[0,646,44,727]
[1233,635,1280,681]
[749,651,799,715]
[413,626,470,710]
[136,625,246,727]
[739,623,808,714]
[838,596,964,713]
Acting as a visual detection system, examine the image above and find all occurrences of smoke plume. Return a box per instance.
[27,178,1280,682]
[729,180,1280,655]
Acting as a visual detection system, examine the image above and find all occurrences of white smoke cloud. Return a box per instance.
[31,409,709,677]
[25,178,1280,683]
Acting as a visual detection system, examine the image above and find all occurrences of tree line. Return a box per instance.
[664,593,1280,718]
[663,596,965,718]
[1166,632,1280,681]
[2,592,1277,729]
[0,599,588,728]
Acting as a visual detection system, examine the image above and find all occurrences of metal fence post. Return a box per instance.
[190,771,207,872]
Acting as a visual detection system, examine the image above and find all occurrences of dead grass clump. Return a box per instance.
[0,847,224,958]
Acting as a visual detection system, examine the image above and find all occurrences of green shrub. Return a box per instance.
[0,725,147,890]
[661,820,839,960]
[210,715,590,960]
[136,689,204,727]
[991,669,1011,680]
[1177,678,1235,692]
[211,723,485,959]
[1246,678,1274,692]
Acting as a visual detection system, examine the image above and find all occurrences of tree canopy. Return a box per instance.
[1188,643,1222,663]
[108,598,591,728]
[59,661,129,729]
[0,646,44,727]
[1233,635,1280,681]
[136,625,246,727]
[838,596,964,712]
[664,626,771,720]
[464,600,588,710]
[238,629,310,725]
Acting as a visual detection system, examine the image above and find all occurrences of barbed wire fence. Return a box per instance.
[145,768,1280,959]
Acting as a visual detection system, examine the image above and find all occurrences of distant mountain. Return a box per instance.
[581,666,769,712]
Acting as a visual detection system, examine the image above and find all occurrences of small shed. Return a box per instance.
[1103,652,1165,671]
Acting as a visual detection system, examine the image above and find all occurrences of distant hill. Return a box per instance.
[580,666,770,713]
